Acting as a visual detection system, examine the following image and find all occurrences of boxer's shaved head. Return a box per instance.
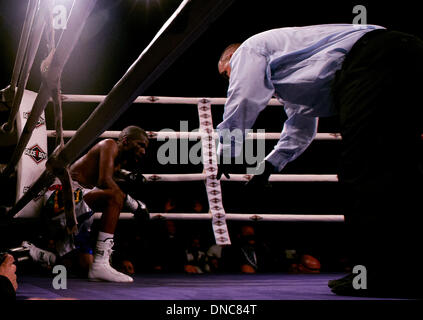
[119,126,148,143]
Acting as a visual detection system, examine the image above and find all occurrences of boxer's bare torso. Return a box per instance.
[70,139,121,190]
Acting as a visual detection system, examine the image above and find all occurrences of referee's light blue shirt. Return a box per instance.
[216,24,385,172]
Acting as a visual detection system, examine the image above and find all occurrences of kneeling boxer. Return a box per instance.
[29,126,150,282]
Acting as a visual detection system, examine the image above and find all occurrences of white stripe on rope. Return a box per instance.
[198,100,231,245]
[47,130,343,140]
[142,173,338,182]
[95,212,344,222]
[61,95,283,106]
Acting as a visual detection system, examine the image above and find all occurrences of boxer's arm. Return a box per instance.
[97,139,123,193]
[117,169,149,219]
[96,140,149,219]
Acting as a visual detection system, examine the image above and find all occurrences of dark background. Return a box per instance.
[1,0,422,270]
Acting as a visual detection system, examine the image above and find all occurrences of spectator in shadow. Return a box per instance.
[221,224,275,274]
[183,232,210,274]
[191,198,208,214]
[164,197,177,213]
[0,254,17,300]
[288,253,321,274]
[109,218,148,276]
[148,219,186,273]
[206,243,226,273]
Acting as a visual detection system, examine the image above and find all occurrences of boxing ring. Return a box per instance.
[5,89,345,239]
[2,0,403,302]
[49,94,344,228]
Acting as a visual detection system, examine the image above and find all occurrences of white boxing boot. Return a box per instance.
[21,241,57,266]
[88,238,133,283]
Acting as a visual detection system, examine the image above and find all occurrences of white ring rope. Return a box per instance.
[95,212,345,222]
[47,130,342,141]
[53,94,342,140]
[60,94,283,106]
[141,174,338,183]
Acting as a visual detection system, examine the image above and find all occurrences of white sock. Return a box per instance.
[93,232,114,264]
[97,231,114,242]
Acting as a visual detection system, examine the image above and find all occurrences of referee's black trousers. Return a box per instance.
[332,29,423,294]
